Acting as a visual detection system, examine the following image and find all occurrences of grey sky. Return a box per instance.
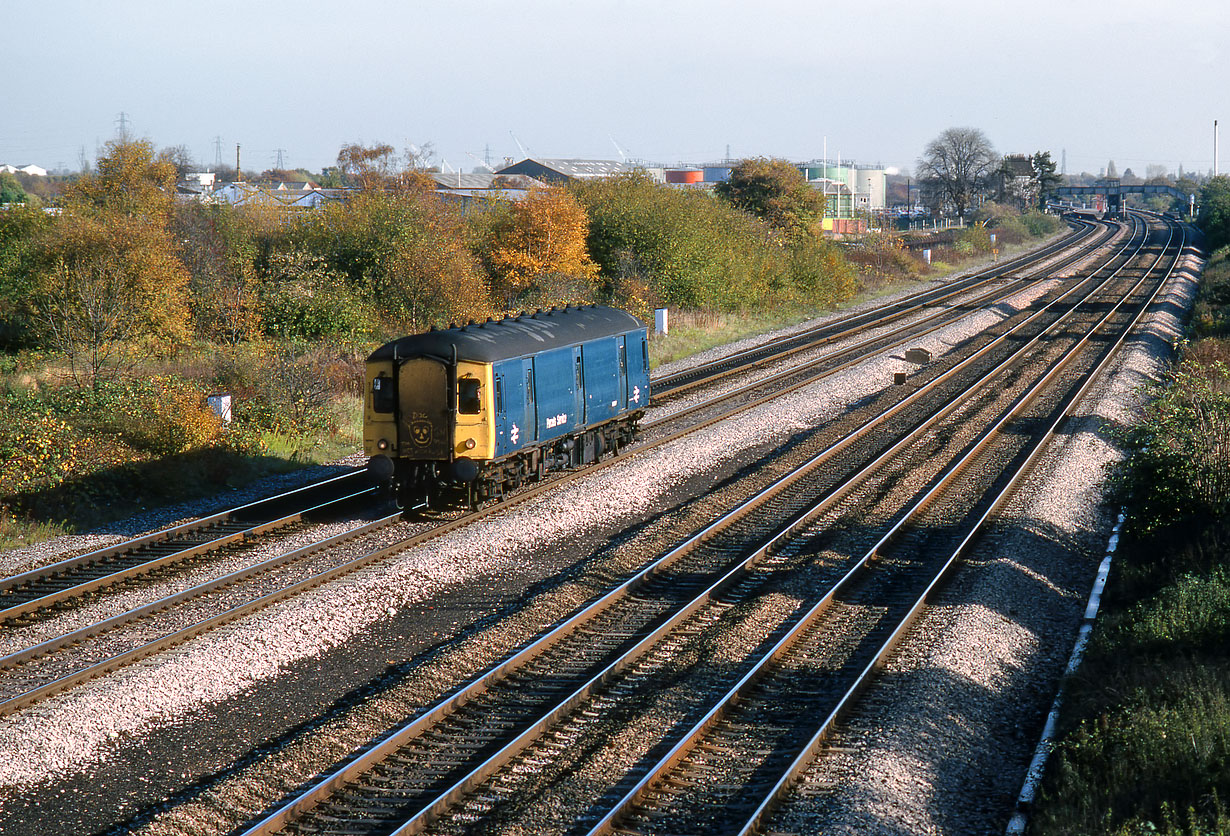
[4,0,1228,177]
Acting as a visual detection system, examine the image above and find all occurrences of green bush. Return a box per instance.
[280,189,491,334]
[788,238,858,306]
[212,345,334,436]
[1111,359,1230,536]
[259,251,375,342]
[1199,177,1230,252]
[1191,250,1230,339]
[573,172,856,314]
[0,206,50,349]
[954,226,992,254]
[1035,254,1230,834]
[89,377,225,457]
[1021,209,1062,236]
[1038,666,1230,835]
[1099,570,1230,658]
[0,394,78,496]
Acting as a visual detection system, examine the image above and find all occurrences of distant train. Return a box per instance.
[364,305,650,508]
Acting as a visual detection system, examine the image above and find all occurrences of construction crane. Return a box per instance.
[465,151,496,173]
[509,131,529,159]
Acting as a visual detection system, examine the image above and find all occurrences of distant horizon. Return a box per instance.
[5,0,1227,180]
[4,143,1216,183]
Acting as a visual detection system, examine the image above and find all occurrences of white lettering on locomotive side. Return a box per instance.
[545,413,568,429]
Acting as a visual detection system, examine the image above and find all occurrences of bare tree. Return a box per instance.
[336,142,397,190]
[160,144,197,179]
[916,127,998,220]
[33,258,143,389]
[336,141,437,191]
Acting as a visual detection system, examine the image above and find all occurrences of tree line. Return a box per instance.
[0,139,858,387]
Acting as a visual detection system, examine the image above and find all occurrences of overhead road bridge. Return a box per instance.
[1054,179,1191,215]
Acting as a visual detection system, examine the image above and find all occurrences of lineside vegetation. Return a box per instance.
[1032,179,1230,835]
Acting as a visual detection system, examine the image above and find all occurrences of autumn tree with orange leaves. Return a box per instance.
[481,186,600,309]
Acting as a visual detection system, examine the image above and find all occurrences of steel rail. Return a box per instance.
[641,225,1113,433]
[399,217,1157,835]
[433,267,1162,836]
[652,219,1102,398]
[0,220,1136,724]
[0,470,370,620]
[582,217,1182,835]
[3,221,1098,625]
[358,220,1127,535]
[1,258,1062,716]
[6,223,1096,620]
[737,217,1185,836]
[634,219,1135,462]
[0,502,397,716]
[233,218,1151,836]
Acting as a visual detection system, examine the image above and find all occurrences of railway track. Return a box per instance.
[650,217,1102,400]
[226,215,1180,835]
[640,222,1112,436]
[0,223,1126,720]
[1,222,1100,623]
[1,216,1175,836]
[0,471,374,625]
[593,218,1183,836]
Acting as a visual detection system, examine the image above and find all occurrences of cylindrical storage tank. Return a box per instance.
[855,167,886,209]
[703,166,733,182]
[666,169,702,184]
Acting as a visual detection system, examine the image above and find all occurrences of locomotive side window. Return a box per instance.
[494,376,504,415]
[575,355,583,388]
[458,377,482,414]
[619,343,627,373]
[525,369,535,401]
[372,373,395,413]
[641,337,649,372]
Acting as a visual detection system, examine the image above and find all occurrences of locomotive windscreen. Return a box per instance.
[397,357,452,460]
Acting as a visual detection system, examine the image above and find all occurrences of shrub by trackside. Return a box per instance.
[1038,665,1230,835]
[0,396,77,496]
[0,374,284,545]
[1110,359,1230,538]
[99,377,226,456]
[1032,242,1230,835]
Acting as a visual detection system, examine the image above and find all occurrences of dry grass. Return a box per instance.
[648,306,822,369]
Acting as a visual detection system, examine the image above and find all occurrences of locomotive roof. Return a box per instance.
[368,305,646,364]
